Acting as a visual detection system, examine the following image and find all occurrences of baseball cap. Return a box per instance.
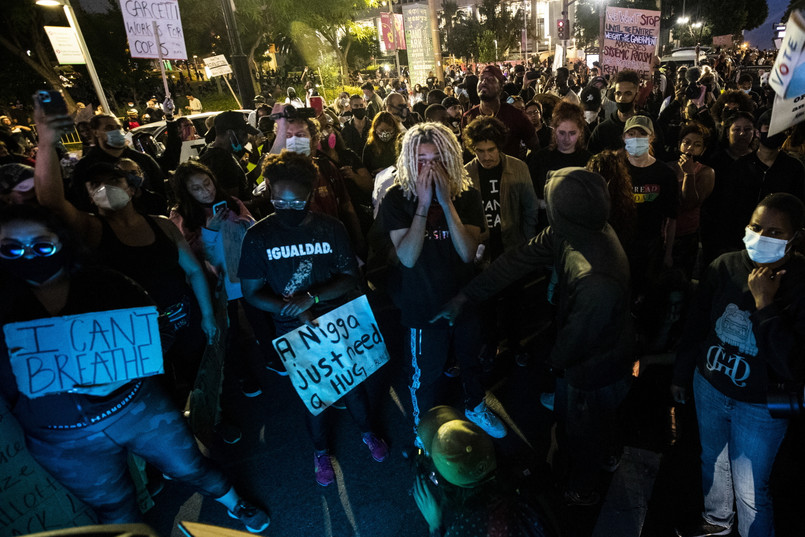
[214,110,259,135]
[417,406,497,488]
[624,115,654,135]
[480,65,505,84]
[82,162,128,184]
[254,94,266,103]
[579,86,602,111]
[0,164,34,194]
[590,76,607,88]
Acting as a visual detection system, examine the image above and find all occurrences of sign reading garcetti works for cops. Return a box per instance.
[271,296,389,416]
[119,0,187,60]
[4,307,163,398]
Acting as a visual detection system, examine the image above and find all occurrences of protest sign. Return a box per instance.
[769,92,805,135]
[4,307,163,399]
[43,26,84,65]
[271,296,389,416]
[602,6,661,78]
[769,11,805,100]
[403,4,435,86]
[711,34,734,47]
[119,0,187,60]
[203,55,233,78]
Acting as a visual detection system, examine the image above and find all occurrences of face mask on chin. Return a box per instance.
[743,227,792,263]
[92,184,131,211]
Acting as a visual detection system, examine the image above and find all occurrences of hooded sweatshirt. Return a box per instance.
[463,168,634,389]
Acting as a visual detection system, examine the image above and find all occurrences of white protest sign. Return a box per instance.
[769,11,805,100]
[271,295,389,416]
[4,307,163,399]
[602,6,661,78]
[204,55,233,78]
[769,92,805,135]
[119,0,187,60]
[44,26,85,65]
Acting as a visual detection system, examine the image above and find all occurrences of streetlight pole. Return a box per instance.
[494,39,498,63]
[599,0,606,60]
[37,0,111,113]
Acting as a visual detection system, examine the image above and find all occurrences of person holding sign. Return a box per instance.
[0,204,269,532]
[239,150,388,487]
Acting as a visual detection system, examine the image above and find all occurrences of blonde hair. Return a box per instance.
[394,122,471,200]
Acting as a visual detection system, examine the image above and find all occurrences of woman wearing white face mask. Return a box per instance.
[672,193,805,537]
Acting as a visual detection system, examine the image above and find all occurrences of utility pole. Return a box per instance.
[219,0,255,108]
[427,0,445,83]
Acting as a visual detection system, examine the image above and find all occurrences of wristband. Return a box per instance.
[307,291,319,304]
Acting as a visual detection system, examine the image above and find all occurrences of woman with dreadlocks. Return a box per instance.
[377,122,507,441]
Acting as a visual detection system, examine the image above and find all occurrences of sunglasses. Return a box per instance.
[271,199,307,210]
[0,240,59,259]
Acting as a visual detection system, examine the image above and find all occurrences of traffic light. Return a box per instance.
[557,18,567,40]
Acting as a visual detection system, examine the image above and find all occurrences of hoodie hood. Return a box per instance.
[545,167,610,245]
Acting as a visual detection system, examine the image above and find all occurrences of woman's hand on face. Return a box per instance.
[679,154,697,175]
[748,266,785,310]
[205,207,228,231]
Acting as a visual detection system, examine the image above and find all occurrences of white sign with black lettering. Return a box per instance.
[271,295,389,416]
[119,0,187,60]
[203,55,233,78]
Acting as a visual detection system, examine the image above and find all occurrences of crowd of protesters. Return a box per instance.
[1,42,804,537]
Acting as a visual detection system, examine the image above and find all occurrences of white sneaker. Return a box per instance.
[465,402,507,438]
[540,392,555,412]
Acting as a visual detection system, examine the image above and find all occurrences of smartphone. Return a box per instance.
[34,90,67,116]
[212,201,226,214]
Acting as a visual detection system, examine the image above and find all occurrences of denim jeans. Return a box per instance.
[693,370,789,537]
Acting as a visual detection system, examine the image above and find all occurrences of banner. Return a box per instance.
[769,10,805,100]
[712,34,734,47]
[403,4,434,86]
[602,6,661,79]
[119,0,187,60]
[380,13,396,52]
[203,55,233,78]
[4,307,163,399]
[271,296,389,416]
[43,26,84,65]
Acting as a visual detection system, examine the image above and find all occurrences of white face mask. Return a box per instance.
[92,184,131,211]
[624,137,650,157]
[743,227,792,264]
[285,136,311,156]
[105,129,127,149]
[584,110,599,123]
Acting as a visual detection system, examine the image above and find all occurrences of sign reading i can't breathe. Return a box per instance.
[4,307,163,399]
[271,295,389,416]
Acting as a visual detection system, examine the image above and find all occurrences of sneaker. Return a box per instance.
[216,422,242,445]
[444,364,461,378]
[241,378,262,398]
[564,489,601,507]
[362,433,389,462]
[314,451,335,486]
[265,358,288,376]
[540,392,555,412]
[227,499,270,533]
[465,402,507,438]
[675,521,731,537]
[515,352,530,367]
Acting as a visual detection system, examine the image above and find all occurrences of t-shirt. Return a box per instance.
[477,161,504,259]
[527,147,593,199]
[628,160,679,242]
[461,102,536,160]
[237,211,358,331]
[378,185,484,328]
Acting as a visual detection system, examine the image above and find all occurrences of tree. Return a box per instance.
[476,30,497,63]
[477,0,525,58]
[446,16,481,60]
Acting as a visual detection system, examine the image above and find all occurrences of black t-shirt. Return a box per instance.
[477,161,504,259]
[628,160,679,242]
[527,147,593,199]
[238,211,358,330]
[378,185,484,328]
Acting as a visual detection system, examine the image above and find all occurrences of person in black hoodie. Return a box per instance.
[672,193,805,537]
[434,167,634,506]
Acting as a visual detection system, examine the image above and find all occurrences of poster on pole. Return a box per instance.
[119,0,187,60]
[380,13,397,52]
[769,11,805,100]
[602,6,661,79]
[44,26,85,65]
[403,4,434,86]
[3,307,163,399]
[203,55,233,78]
[271,296,390,416]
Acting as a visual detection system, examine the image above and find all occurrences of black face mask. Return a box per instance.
[0,249,66,284]
[616,101,634,114]
[274,209,309,227]
[760,131,787,150]
[352,108,366,120]
[394,106,409,119]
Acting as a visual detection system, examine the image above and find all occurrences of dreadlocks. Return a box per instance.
[394,122,471,200]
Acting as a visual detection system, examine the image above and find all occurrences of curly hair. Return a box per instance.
[394,122,471,200]
[549,101,586,151]
[586,150,636,246]
[365,112,402,156]
[171,160,237,232]
[462,116,508,154]
[261,149,319,193]
[710,90,754,123]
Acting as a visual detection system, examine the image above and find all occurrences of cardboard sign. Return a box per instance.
[769,11,805,100]
[602,6,661,78]
[271,296,389,416]
[203,55,233,78]
[119,0,187,60]
[43,26,84,65]
[4,307,163,399]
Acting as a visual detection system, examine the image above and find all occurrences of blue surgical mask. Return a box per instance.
[105,129,126,149]
[230,133,243,153]
[743,227,791,264]
[624,137,650,157]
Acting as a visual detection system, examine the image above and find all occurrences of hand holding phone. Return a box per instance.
[213,201,227,214]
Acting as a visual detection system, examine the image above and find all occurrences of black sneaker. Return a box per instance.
[241,378,262,398]
[265,358,288,376]
[228,499,270,533]
[564,489,600,507]
[675,521,731,537]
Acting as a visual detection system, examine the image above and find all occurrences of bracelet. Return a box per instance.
[415,212,427,217]
[307,292,319,304]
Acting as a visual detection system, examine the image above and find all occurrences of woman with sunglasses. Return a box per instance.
[33,102,217,405]
[0,204,269,531]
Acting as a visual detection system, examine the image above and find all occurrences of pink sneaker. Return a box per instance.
[362,433,389,462]
[314,451,335,486]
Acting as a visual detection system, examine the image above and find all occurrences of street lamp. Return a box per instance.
[36,0,111,113]
[677,16,690,25]
[494,39,498,63]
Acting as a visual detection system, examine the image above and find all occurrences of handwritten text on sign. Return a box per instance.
[119,0,187,60]
[272,296,389,416]
[602,7,660,78]
[4,307,163,399]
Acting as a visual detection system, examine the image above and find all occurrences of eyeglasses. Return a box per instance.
[0,240,59,259]
[271,199,307,210]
